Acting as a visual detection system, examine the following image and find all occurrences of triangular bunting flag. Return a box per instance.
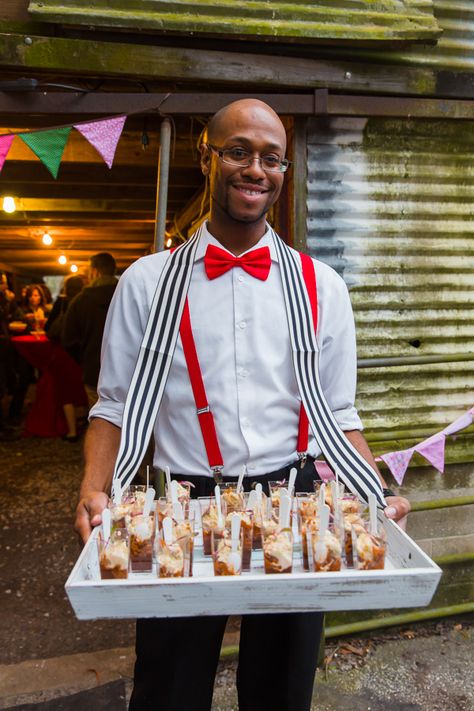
[0,134,15,172]
[74,116,126,169]
[379,448,414,486]
[314,460,335,482]
[442,408,474,437]
[19,127,71,179]
[415,434,445,473]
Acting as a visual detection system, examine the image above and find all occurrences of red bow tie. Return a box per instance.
[204,244,271,281]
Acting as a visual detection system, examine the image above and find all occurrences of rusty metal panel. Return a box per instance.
[27,0,441,42]
[306,116,474,450]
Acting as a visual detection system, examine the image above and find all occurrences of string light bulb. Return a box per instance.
[70,264,78,273]
[165,238,172,248]
[58,254,67,265]
[42,232,53,246]
[2,196,16,213]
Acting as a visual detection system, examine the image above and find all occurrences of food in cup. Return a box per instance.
[262,528,293,574]
[352,528,386,570]
[212,530,242,576]
[156,540,185,578]
[225,510,253,571]
[98,529,129,579]
[199,498,225,556]
[312,528,343,572]
[219,483,245,513]
[128,514,155,572]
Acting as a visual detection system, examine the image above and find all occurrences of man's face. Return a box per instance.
[202,107,286,226]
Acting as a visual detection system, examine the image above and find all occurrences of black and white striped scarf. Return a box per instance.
[112,225,385,507]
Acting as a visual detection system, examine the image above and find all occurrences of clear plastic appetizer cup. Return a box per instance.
[211,528,243,576]
[299,515,319,572]
[98,528,130,580]
[199,496,226,556]
[128,514,155,572]
[342,512,366,567]
[262,526,293,574]
[219,483,245,514]
[268,480,288,512]
[156,537,186,578]
[123,485,147,516]
[311,524,344,572]
[109,500,133,529]
[172,511,196,577]
[165,480,192,505]
[351,522,387,570]
[225,510,253,572]
[296,493,318,522]
[156,497,174,531]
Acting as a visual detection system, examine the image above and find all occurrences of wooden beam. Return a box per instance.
[0,32,458,98]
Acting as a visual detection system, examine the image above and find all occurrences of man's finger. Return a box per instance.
[384,496,411,523]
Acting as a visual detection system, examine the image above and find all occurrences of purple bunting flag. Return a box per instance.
[74,116,126,168]
[0,134,15,172]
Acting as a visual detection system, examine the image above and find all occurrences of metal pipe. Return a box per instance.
[153,117,172,252]
[410,496,474,512]
[325,602,474,639]
[358,353,474,369]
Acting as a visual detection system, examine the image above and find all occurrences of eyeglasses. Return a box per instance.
[207,145,291,173]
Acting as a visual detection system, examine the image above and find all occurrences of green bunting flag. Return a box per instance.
[19,127,72,179]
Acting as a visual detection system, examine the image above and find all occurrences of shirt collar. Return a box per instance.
[194,221,279,263]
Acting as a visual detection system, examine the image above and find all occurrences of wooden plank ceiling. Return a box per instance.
[0,114,205,276]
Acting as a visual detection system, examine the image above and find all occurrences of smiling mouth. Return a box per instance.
[233,185,268,197]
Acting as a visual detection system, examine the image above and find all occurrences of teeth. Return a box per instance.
[240,188,262,196]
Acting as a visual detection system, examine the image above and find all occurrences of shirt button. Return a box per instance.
[242,417,251,427]
[239,321,247,329]
[238,275,244,283]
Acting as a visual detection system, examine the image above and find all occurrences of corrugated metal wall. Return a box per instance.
[28,0,440,41]
[307,116,474,458]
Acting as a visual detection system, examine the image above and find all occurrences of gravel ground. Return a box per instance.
[0,435,135,665]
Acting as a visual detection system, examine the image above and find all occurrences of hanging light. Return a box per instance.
[42,232,53,246]
[70,264,78,273]
[165,238,172,248]
[58,254,67,265]
[2,196,16,213]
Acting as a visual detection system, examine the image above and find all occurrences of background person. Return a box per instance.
[62,252,117,410]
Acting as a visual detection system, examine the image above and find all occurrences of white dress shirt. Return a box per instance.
[91,223,363,477]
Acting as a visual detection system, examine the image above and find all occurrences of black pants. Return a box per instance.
[129,458,324,711]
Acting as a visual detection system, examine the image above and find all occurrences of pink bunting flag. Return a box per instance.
[415,434,445,473]
[442,408,474,437]
[379,448,414,485]
[314,460,335,482]
[0,134,15,172]
[74,116,126,168]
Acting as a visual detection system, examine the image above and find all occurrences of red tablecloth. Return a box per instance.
[11,335,88,437]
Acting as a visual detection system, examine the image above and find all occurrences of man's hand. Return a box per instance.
[75,491,110,544]
[384,495,411,530]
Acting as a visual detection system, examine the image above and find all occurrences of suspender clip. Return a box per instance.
[197,406,210,415]
[297,452,307,469]
[212,467,223,484]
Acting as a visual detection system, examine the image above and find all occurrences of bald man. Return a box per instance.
[76,99,410,711]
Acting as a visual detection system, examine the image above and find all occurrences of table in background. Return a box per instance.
[11,335,88,437]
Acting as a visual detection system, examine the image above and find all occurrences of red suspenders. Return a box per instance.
[179,251,318,481]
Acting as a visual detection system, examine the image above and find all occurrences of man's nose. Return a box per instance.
[241,157,267,179]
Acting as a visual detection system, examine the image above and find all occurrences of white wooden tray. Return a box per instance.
[66,512,441,620]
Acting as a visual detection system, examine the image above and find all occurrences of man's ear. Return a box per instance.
[200,143,211,176]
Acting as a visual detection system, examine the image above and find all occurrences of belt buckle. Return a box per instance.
[297,452,307,470]
[212,467,223,485]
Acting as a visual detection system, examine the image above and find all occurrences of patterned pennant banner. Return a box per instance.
[316,406,474,487]
[74,115,126,168]
[0,134,15,172]
[19,127,72,179]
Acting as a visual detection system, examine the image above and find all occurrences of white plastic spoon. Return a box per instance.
[288,467,297,497]
[236,465,246,494]
[162,516,174,545]
[143,487,156,517]
[172,501,184,523]
[368,492,378,535]
[247,490,258,511]
[170,480,179,505]
[214,485,223,528]
[112,479,122,505]
[164,466,172,494]
[229,513,242,572]
[314,503,330,563]
[101,507,111,541]
[279,493,292,530]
